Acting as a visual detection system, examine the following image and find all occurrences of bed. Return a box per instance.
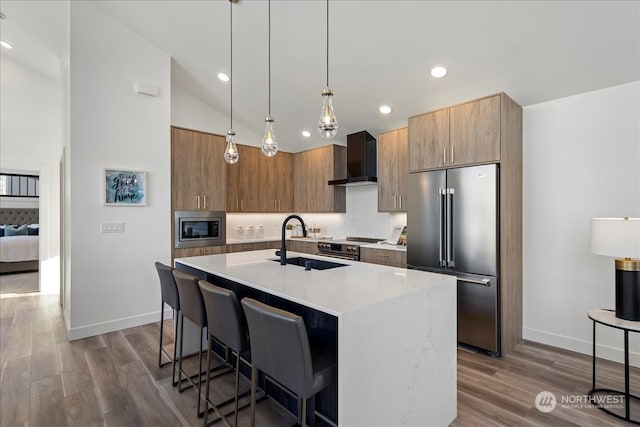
[0,208,39,274]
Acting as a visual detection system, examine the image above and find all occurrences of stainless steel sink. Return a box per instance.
[271,257,348,270]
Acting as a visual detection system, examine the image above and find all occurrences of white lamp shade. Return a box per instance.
[590,218,640,258]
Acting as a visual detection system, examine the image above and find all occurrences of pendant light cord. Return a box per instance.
[230,0,233,129]
[326,0,329,87]
[268,0,271,115]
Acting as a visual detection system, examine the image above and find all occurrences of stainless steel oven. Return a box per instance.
[174,210,226,248]
[317,241,361,261]
[317,237,386,261]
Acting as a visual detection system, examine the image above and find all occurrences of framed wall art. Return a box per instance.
[104,168,147,206]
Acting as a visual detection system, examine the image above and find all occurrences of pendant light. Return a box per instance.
[224,0,239,164]
[317,0,338,139]
[261,0,278,157]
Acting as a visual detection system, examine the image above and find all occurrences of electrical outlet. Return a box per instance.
[101,222,125,233]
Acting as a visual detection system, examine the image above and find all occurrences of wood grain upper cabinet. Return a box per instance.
[449,94,501,166]
[409,94,502,171]
[294,145,346,212]
[227,145,261,212]
[378,127,408,212]
[408,108,449,171]
[260,151,294,212]
[171,127,226,211]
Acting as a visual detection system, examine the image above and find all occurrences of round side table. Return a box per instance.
[588,309,640,425]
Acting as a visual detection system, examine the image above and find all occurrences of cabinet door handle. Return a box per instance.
[399,195,402,209]
[240,199,244,211]
[236,198,239,211]
[443,147,447,164]
[451,145,454,164]
[203,196,207,209]
[394,195,397,209]
[196,195,201,209]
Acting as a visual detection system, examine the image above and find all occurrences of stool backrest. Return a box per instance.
[198,280,248,354]
[241,298,313,398]
[155,262,180,310]
[173,270,206,327]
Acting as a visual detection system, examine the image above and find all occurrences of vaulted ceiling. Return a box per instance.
[2,1,639,152]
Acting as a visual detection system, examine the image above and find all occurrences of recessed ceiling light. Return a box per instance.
[430,65,447,78]
[379,105,392,114]
[0,40,13,50]
[301,130,312,138]
[217,72,229,82]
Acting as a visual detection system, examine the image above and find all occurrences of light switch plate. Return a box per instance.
[101,222,125,233]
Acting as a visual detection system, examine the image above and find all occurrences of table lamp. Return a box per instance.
[590,217,640,321]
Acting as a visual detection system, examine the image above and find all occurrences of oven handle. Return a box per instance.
[317,252,358,261]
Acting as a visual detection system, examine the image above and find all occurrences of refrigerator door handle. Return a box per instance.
[438,188,446,266]
[446,188,455,268]
[458,277,491,286]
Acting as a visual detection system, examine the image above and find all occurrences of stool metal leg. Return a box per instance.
[203,334,212,427]
[301,398,307,427]
[197,326,204,418]
[172,308,179,386]
[250,365,257,427]
[234,355,240,427]
[158,301,165,367]
[178,313,185,392]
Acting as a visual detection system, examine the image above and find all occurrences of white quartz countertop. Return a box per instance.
[226,237,407,252]
[175,249,452,317]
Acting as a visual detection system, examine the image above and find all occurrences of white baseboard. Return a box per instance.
[67,308,174,341]
[523,326,640,368]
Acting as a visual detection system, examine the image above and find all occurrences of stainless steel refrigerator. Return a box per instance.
[407,164,500,355]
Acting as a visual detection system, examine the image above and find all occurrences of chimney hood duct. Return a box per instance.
[328,130,377,186]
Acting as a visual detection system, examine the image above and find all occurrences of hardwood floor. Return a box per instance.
[0,272,39,295]
[1,292,637,426]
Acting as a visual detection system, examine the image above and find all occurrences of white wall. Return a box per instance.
[0,55,61,294]
[523,81,640,366]
[68,2,171,339]
[171,84,264,148]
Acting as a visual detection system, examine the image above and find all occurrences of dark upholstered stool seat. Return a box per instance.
[199,280,251,427]
[154,262,180,386]
[241,298,337,427]
[173,270,209,418]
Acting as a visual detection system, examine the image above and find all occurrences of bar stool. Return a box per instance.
[198,280,251,427]
[154,262,180,386]
[172,270,212,418]
[241,298,337,427]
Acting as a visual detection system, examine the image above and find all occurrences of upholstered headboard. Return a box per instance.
[0,208,39,225]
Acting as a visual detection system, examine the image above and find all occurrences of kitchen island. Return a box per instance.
[175,249,456,426]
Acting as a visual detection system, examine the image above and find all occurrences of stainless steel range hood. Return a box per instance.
[328,130,377,186]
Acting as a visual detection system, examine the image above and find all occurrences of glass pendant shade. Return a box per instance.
[261,116,278,157]
[318,87,338,139]
[224,130,239,164]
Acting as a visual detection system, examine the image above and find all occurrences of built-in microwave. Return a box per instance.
[174,210,226,248]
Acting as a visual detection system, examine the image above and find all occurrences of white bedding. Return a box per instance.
[0,235,39,262]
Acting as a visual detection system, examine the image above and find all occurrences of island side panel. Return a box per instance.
[338,276,457,426]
